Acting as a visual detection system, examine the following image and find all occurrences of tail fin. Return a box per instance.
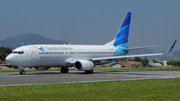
[113,12,131,47]
[22,41,25,46]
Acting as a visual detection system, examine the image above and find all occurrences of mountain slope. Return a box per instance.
[0,33,67,48]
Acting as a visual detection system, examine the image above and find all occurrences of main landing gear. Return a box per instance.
[20,70,25,75]
[85,69,93,74]
[60,67,69,73]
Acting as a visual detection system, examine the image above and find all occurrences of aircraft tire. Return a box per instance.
[60,67,68,73]
[85,69,93,74]
[60,67,65,73]
[64,67,69,73]
[61,67,69,73]
[20,70,25,75]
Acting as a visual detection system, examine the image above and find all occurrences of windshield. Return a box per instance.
[12,51,24,54]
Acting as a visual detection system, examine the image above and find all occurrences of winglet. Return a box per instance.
[22,41,25,46]
[166,40,177,54]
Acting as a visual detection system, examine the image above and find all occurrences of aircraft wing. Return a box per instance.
[67,53,164,64]
[92,40,177,61]
[91,53,164,61]
[66,53,163,64]
[67,40,176,63]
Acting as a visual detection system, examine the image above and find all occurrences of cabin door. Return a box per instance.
[30,47,36,59]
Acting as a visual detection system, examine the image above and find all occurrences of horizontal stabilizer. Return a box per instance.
[124,45,160,51]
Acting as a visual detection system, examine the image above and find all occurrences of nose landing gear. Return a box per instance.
[20,70,25,75]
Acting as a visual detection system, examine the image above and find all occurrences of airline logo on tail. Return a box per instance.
[113,12,131,56]
[113,12,131,47]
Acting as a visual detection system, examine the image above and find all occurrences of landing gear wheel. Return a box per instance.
[64,67,69,73]
[60,67,69,73]
[20,70,25,75]
[60,67,65,73]
[85,69,93,74]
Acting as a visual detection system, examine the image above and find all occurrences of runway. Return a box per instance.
[0,70,180,86]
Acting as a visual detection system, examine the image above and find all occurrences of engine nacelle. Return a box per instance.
[74,60,94,71]
[34,67,50,70]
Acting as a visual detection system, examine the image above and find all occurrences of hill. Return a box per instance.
[0,33,67,48]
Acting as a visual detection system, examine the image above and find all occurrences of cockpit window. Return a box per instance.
[12,51,24,54]
[19,51,24,54]
[12,51,18,53]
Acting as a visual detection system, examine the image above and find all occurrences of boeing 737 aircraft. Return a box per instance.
[6,12,177,75]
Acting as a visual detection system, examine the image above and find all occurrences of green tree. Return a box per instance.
[0,47,10,61]
[134,57,141,62]
[141,58,149,66]
[153,60,156,63]
[167,59,180,67]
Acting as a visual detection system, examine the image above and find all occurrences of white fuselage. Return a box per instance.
[6,44,116,67]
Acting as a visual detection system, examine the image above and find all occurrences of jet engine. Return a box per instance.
[34,67,50,70]
[74,60,94,71]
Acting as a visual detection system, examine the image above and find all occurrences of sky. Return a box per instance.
[0,0,180,52]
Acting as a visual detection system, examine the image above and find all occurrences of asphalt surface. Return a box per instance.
[0,70,180,86]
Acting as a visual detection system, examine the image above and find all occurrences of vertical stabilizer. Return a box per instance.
[22,41,25,46]
[113,12,131,47]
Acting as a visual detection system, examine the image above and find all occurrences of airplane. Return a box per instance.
[5,12,177,75]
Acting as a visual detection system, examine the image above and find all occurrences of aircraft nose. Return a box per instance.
[6,54,15,63]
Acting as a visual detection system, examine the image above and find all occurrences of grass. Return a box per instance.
[0,66,180,72]
[0,78,180,101]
